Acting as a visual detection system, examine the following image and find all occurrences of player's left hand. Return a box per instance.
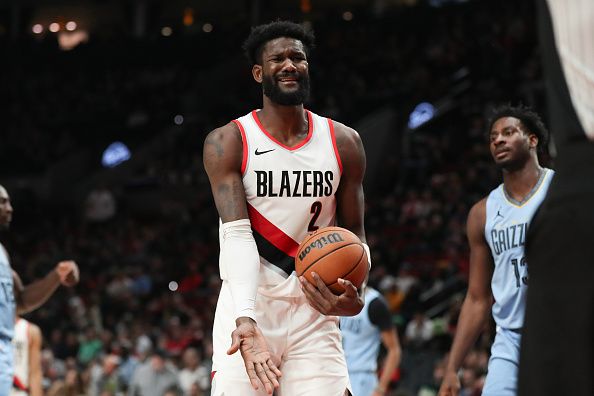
[55,260,80,287]
[299,272,363,316]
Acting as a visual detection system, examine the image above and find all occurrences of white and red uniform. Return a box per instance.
[211,110,351,395]
[11,318,29,396]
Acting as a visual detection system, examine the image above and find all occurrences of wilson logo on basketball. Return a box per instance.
[298,233,345,261]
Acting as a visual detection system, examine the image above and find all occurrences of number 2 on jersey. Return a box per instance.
[308,201,322,232]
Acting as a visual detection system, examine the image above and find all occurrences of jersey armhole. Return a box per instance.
[327,118,343,174]
[368,297,393,330]
[232,119,249,176]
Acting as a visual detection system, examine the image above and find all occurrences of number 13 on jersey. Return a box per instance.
[511,256,528,287]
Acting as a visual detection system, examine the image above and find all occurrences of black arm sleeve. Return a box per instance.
[368,297,393,331]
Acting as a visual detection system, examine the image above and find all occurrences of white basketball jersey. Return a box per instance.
[546,0,594,139]
[232,109,342,281]
[11,318,29,396]
[485,168,554,329]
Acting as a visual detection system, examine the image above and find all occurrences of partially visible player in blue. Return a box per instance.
[0,184,79,396]
[341,287,401,396]
[438,105,554,396]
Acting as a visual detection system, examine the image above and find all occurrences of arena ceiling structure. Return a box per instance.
[0,0,471,42]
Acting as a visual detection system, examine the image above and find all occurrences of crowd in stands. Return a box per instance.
[2,1,546,395]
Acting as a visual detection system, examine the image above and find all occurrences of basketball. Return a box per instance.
[295,226,369,294]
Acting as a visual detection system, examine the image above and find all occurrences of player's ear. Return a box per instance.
[252,64,263,83]
[529,133,538,149]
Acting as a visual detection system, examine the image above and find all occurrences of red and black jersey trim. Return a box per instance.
[247,203,299,275]
[13,376,28,391]
[252,231,296,275]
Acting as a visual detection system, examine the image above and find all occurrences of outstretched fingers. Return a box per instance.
[262,361,281,392]
[255,362,274,394]
[266,357,282,378]
[245,361,261,391]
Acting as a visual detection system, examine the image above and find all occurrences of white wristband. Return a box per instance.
[362,242,372,269]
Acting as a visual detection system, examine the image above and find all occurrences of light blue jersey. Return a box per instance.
[482,168,554,396]
[341,288,383,374]
[485,168,554,329]
[0,243,14,342]
[342,288,392,396]
[0,243,15,395]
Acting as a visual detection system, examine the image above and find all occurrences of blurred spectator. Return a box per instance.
[405,312,434,348]
[88,354,122,396]
[177,348,210,396]
[84,185,117,223]
[380,277,406,313]
[127,350,180,396]
[77,327,103,365]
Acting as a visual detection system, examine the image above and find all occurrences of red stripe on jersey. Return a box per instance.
[211,371,216,381]
[247,203,299,257]
[13,376,27,391]
[251,110,314,151]
[232,119,249,175]
[327,118,343,174]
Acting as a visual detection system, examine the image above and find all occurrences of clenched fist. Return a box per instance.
[55,260,79,287]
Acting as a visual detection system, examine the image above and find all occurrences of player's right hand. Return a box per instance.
[227,318,282,395]
[438,370,461,396]
[55,260,79,287]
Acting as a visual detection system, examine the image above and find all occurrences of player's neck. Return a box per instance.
[259,99,308,142]
[502,161,543,202]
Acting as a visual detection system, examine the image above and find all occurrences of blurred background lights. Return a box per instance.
[174,114,184,125]
[161,26,172,36]
[65,21,77,31]
[101,141,131,168]
[32,24,43,34]
[342,11,354,21]
[202,23,213,33]
[168,281,178,292]
[183,8,194,26]
[408,102,436,129]
[49,22,60,32]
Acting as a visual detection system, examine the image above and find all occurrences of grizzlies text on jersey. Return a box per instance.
[485,168,554,329]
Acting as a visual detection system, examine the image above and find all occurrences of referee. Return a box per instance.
[519,1,594,395]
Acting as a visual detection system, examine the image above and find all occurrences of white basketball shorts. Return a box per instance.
[211,275,351,396]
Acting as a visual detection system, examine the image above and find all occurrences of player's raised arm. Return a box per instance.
[13,260,79,315]
[203,123,281,394]
[439,199,493,396]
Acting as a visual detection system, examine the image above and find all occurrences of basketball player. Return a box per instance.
[203,21,369,395]
[438,105,554,396]
[11,317,43,396]
[0,184,80,395]
[340,287,401,396]
[519,1,594,395]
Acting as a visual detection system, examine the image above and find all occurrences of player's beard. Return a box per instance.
[262,72,310,106]
[494,149,532,172]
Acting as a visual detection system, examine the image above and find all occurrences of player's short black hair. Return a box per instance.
[486,104,550,153]
[242,20,315,65]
